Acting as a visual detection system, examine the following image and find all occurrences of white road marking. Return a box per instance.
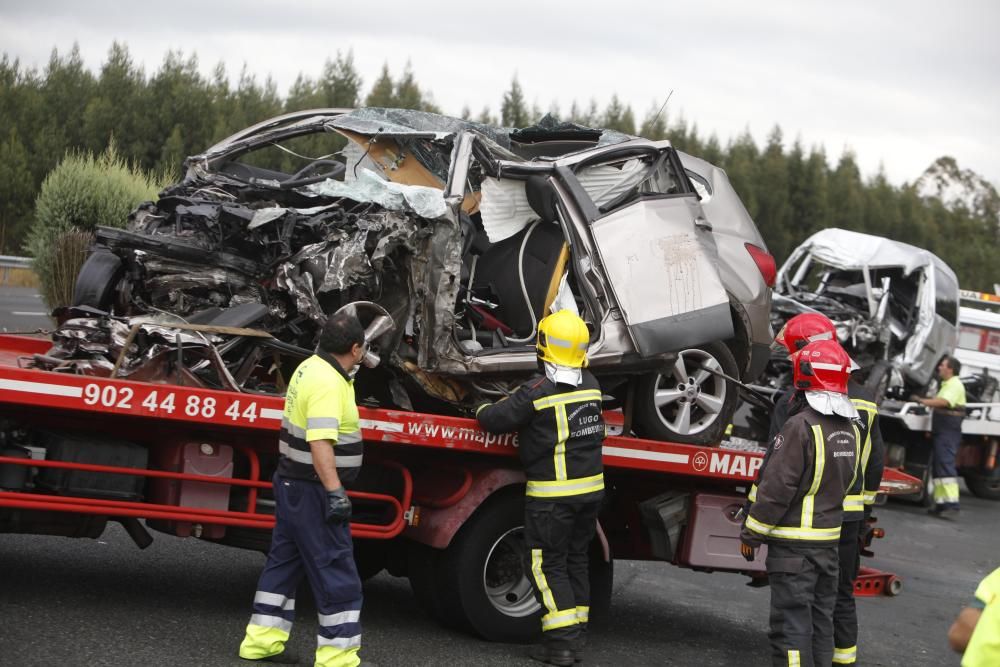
[11,312,48,317]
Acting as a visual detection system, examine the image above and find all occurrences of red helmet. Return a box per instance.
[775,313,836,354]
[793,339,851,394]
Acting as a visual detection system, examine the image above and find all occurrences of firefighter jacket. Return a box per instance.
[476,370,605,504]
[277,351,363,485]
[758,380,884,522]
[742,406,858,547]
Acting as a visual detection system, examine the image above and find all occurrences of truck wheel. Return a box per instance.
[964,473,1000,500]
[439,492,540,642]
[633,341,739,445]
[437,491,614,643]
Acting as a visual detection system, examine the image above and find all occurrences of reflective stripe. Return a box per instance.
[249,614,293,633]
[317,634,362,649]
[833,645,857,664]
[254,591,295,611]
[527,473,604,498]
[318,610,361,627]
[575,606,590,623]
[545,334,588,350]
[541,608,580,631]
[475,403,489,416]
[532,389,602,411]
[282,417,307,439]
[745,515,840,540]
[745,515,775,537]
[337,430,363,444]
[844,423,862,501]
[279,441,313,465]
[801,425,826,529]
[843,494,864,512]
[748,484,758,502]
[933,477,961,503]
[531,549,558,613]
[554,405,568,481]
[768,525,841,540]
[308,417,341,430]
[810,361,848,372]
[851,399,877,411]
[863,490,878,505]
[788,649,801,667]
[335,454,363,468]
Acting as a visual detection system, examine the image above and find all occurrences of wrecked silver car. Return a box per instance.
[771,227,960,399]
[55,108,773,444]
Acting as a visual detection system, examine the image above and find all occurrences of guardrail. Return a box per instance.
[0,255,32,269]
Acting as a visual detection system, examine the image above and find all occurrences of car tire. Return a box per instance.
[633,341,740,445]
[964,473,1000,500]
[863,361,893,404]
[72,249,123,311]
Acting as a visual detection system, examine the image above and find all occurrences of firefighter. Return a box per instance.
[741,339,859,667]
[913,355,966,516]
[239,311,367,667]
[476,310,605,667]
[755,313,885,665]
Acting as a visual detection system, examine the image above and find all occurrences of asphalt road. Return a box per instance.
[0,286,53,333]
[0,289,997,666]
[1,489,997,667]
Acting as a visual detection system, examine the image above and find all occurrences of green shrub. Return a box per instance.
[28,143,161,309]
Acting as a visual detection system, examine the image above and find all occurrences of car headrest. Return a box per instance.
[525,175,558,223]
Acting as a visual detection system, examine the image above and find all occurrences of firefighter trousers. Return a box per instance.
[523,498,601,649]
[833,520,862,665]
[766,542,839,667]
[239,474,363,667]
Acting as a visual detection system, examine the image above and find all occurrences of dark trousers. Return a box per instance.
[766,542,839,667]
[248,474,363,657]
[833,521,861,664]
[523,498,601,648]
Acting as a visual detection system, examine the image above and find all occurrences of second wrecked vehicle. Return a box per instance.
[769,228,960,400]
[62,108,774,444]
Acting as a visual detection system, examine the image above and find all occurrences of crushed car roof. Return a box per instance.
[785,227,956,278]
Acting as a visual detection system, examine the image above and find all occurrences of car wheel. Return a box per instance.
[633,341,740,445]
[72,249,123,311]
[863,361,892,404]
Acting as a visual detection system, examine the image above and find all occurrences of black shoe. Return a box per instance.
[529,643,575,667]
[240,650,299,664]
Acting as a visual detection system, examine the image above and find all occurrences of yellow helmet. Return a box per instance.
[536,310,590,368]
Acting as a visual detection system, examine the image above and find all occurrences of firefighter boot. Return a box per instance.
[529,643,575,667]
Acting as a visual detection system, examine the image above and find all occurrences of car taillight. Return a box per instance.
[745,243,776,288]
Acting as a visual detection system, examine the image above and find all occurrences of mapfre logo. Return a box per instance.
[693,451,763,478]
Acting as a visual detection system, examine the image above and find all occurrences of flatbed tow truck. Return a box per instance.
[0,332,920,642]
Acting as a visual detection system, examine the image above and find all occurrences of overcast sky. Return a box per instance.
[2,0,997,187]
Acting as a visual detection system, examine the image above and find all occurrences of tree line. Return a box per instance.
[1,43,997,290]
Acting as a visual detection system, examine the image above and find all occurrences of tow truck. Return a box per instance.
[880,289,1000,501]
[0,330,920,642]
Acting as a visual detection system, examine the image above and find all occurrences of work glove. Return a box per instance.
[739,538,757,562]
[325,487,352,524]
